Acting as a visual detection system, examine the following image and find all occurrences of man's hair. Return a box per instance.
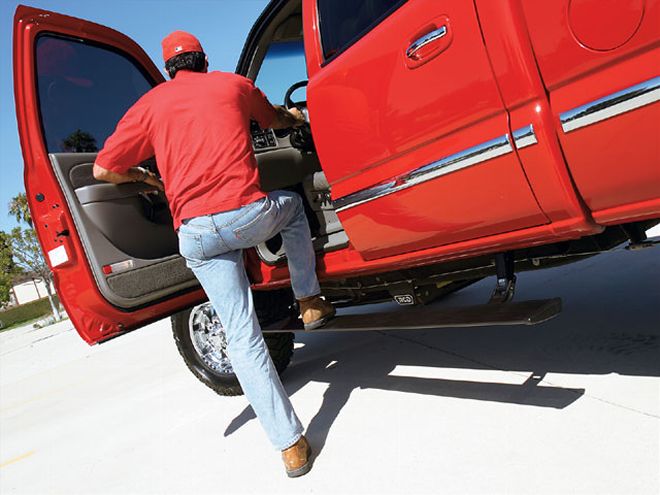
[165,51,206,79]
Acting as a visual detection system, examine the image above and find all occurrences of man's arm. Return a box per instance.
[247,78,306,130]
[93,164,164,191]
[92,95,164,190]
[269,106,306,130]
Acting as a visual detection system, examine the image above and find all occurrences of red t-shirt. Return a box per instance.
[95,70,277,229]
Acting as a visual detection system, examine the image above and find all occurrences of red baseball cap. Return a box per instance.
[161,31,204,63]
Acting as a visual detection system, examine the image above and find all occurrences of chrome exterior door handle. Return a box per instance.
[406,26,448,59]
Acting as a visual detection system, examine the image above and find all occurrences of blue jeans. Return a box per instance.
[177,190,320,451]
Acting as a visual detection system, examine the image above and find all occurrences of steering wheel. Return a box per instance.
[283,80,314,152]
[284,80,309,111]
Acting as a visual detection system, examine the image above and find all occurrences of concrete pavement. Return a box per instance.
[0,240,658,494]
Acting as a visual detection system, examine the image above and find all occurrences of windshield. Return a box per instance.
[255,40,307,105]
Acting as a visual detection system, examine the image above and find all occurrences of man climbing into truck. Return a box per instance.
[91,30,334,478]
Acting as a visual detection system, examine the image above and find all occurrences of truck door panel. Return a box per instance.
[44,137,198,310]
[304,0,548,260]
[521,0,660,224]
[52,153,196,303]
[63,160,179,260]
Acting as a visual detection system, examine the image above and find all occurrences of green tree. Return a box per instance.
[0,232,19,305]
[6,227,61,320]
[8,193,32,228]
[6,193,61,320]
[62,129,98,153]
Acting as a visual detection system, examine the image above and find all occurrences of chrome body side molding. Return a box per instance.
[512,125,538,150]
[332,78,660,213]
[334,134,514,212]
[560,76,660,133]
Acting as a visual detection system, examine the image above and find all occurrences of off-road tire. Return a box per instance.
[171,289,296,396]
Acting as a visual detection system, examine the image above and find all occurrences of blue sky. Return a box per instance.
[0,0,270,232]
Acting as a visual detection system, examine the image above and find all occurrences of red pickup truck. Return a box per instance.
[13,0,659,395]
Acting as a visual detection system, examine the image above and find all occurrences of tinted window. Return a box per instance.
[35,35,154,153]
[318,0,406,60]
[256,40,308,104]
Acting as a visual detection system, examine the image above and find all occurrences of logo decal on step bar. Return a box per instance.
[394,294,415,305]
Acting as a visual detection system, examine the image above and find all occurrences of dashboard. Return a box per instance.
[250,120,278,151]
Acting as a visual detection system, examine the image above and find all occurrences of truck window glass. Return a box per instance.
[317,0,407,61]
[256,40,308,105]
[35,35,154,153]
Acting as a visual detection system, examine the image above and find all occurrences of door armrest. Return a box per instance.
[75,182,160,204]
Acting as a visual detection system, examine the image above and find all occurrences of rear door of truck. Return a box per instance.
[302,0,549,261]
[13,6,205,344]
[521,0,660,226]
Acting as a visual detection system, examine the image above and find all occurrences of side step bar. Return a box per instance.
[263,298,562,333]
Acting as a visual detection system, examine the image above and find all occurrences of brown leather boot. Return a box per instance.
[298,295,336,330]
[282,435,312,478]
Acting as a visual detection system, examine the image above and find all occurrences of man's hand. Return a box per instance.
[287,108,306,127]
[141,169,165,191]
[270,105,306,129]
[93,164,165,192]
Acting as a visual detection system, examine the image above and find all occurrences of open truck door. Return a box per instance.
[13,6,205,344]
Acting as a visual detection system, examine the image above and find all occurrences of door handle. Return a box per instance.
[406,26,448,60]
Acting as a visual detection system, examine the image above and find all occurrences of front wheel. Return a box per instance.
[171,289,296,396]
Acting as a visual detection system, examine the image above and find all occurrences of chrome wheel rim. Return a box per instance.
[188,302,234,375]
